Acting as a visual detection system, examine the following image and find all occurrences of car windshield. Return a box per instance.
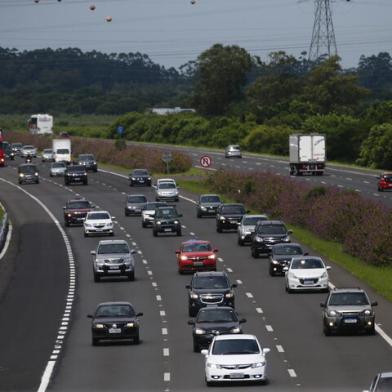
[212,339,259,355]
[52,162,66,168]
[193,276,228,290]
[57,149,69,154]
[44,149,52,153]
[133,170,148,176]
[95,304,135,318]
[23,145,34,149]
[144,202,166,210]
[273,245,303,256]
[127,196,147,203]
[98,243,129,254]
[182,242,212,252]
[19,165,37,174]
[79,154,94,161]
[329,292,369,306]
[159,183,176,189]
[88,213,110,220]
[156,208,177,218]
[229,145,240,151]
[291,258,324,269]
[12,143,22,148]
[67,201,91,209]
[197,309,237,323]
[378,377,392,390]
[257,225,287,235]
[382,175,392,182]
[67,166,85,173]
[243,216,266,225]
[200,195,221,203]
[221,205,245,214]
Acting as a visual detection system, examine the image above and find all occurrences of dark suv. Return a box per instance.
[129,169,152,187]
[251,220,292,258]
[216,203,246,233]
[186,271,237,317]
[269,243,306,276]
[152,206,182,237]
[321,288,378,336]
[64,165,88,185]
[63,199,95,226]
[18,164,39,184]
[78,154,97,172]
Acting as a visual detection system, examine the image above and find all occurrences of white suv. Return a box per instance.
[84,211,114,237]
[154,179,179,202]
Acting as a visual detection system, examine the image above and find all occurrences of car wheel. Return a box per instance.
[134,335,140,344]
[109,232,114,237]
[193,340,200,353]
[251,248,258,258]
[206,378,214,387]
[368,324,376,335]
[83,181,88,186]
[286,285,293,294]
[84,232,88,238]
[269,266,275,276]
[177,229,182,237]
[153,229,158,237]
[94,169,98,173]
[238,237,244,246]
[93,273,100,282]
[216,225,222,233]
[65,221,70,227]
[92,337,99,346]
[36,179,40,184]
[125,210,130,217]
[188,306,196,318]
[50,173,53,177]
[323,324,331,336]
[128,271,135,281]
[197,212,202,218]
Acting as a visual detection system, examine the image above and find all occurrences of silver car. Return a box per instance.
[50,161,67,177]
[21,145,37,158]
[225,144,242,158]
[42,148,54,162]
[124,194,147,216]
[154,181,179,202]
[237,214,268,245]
[91,240,136,282]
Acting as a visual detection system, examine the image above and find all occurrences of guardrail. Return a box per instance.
[0,207,9,254]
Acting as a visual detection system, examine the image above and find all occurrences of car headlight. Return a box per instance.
[364,310,372,316]
[320,271,328,279]
[107,222,113,228]
[94,323,104,329]
[67,213,72,217]
[208,254,216,260]
[230,327,241,333]
[180,255,188,261]
[252,361,265,368]
[219,216,225,221]
[201,206,207,211]
[225,291,234,298]
[190,292,198,299]
[256,237,263,242]
[131,177,136,180]
[207,363,221,369]
[156,221,161,225]
[283,236,290,242]
[288,272,298,280]
[85,223,93,228]
[19,173,24,177]
[126,322,134,328]
[195,328,205,335]
[328,310,337,317]
[174,220,179,224]
[272,259,279,265]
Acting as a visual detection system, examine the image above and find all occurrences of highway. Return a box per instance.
[0,157,391,392]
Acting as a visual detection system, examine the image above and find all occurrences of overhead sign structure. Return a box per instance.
[200,155,212,168]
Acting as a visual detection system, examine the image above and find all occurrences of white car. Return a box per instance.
[202,334,270,386]
[84,211,114,237]
[154,180,179,202]
[285,256,330,293]
[42,148,54,162]
[225,145,242,158]
[50,162,67,177]
[21,145,37,157]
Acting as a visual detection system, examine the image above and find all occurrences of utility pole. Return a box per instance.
[309,0,337,61]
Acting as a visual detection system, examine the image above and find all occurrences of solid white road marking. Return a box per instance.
[0,222,13,261]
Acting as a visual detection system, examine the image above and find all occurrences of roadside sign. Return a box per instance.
[200,155,212,168]
[162,152,173,163]
[117,125,124,136]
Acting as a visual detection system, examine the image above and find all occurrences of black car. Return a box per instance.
[251,220,292,258]
[18,164,39,184]
[321,288,378,336]
[87,302,143,345]
[64,165,88,185]
[124,194,147,216]
[269,243,307,276]
[186,271,237,317]
[78,154,98,172]
[188,306,246,352]
[152,206,182,237]
[216,203,247,233]
[129,169,152,187]
[196,194,222,218]
[63,199,95,226]
[3,142,15,160]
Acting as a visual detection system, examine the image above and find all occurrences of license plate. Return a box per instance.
[74,177,80,181]
[164,228,172,232]
[230,373,244,379]
[194,262,204,267]
[109,266,119,270]
[344,318,358,324]
[94,228,103,232]
[109,328,121,334]
[303,280,314,285]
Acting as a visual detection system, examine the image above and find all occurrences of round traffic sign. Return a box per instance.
[200,155,212,168]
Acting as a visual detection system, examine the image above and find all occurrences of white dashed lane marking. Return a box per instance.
[163,348,170,357]
[236,279,243,285]
[162,328,168,335]
[246,292,254,298]
[288,369,297,378]
[266,325,274,332]
[164,373,171,382]
[276,345,285,353]
[256,308,263,314]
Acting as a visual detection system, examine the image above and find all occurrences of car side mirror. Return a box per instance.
[236,222,241,226]
[131,250,137,255]
[371,301,378,306]
[304,252,309,256]
[283,266,289,272]
[185,284,191,289]
[153,185,157,189]
[288,230,293,234]
[201,349,208,356]
[87,314,93,318]
[246,210,250,213]
[90,250,96,255]
[188,320,195,325]
[213,249,218,253]
[178,214,183,217]
[326,266,331,270]
[90,204,96,209]
[320,303,325,308]
[175,250,180,255]
[239,318,247,324]
[136,312,143,317]
[231,283,237,288]
[262,348,271,355]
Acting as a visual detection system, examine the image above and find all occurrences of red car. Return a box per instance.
[176,240,218,274]
[377,172,392,192]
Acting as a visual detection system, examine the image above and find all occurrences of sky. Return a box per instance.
[0,0,391,69]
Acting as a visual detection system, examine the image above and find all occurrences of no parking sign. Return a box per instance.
[200,155,212,168]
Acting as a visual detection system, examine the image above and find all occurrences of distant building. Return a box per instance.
[150,107,196,115]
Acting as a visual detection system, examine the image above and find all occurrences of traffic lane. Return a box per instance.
[76,173,297,390]
[0,171,69,391]
[13,169,167,391]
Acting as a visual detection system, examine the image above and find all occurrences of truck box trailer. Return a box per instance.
[52,138,71,164]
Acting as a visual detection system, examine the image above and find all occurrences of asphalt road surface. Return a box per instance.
[0,156,391,392]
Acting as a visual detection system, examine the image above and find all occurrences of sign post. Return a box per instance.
[161,152,173,174]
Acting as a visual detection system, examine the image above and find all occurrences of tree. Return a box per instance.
[192,44,253,115]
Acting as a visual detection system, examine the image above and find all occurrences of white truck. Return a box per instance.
[28,114,53,135]
[52,138,71,164]
[289,134,326,176]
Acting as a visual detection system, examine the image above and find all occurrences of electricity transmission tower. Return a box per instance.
[309,0,337,61]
